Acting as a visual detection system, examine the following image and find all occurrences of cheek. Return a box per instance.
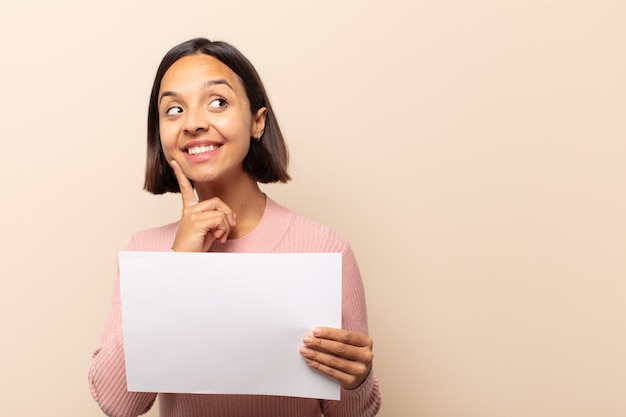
[159,131,177,160]
[214,109,253,135]
[159,124,176,147]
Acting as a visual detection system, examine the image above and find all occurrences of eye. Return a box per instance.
[209,98,228,108]
[165,106,183,116]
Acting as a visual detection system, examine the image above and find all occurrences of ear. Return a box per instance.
[251,107,267,138]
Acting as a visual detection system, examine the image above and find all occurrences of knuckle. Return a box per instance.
[334,343,348,355]
[327,356,340,369]
[354,362,368,375]
[307,359,320,369]
[324,365,337,378]
[339,330,353,343]
[363,349,374,364]
[188,212,201,223]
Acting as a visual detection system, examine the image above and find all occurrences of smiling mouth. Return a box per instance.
[186,145,221,155]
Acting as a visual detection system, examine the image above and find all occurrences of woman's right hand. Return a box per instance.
[170,160,237,252]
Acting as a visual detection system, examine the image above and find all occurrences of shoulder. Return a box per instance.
[125,221,179,251]
[268,198,350,253]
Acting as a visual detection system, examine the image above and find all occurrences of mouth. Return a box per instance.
[186,144,221,155]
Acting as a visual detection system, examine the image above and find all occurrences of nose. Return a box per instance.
[183,106,209,134]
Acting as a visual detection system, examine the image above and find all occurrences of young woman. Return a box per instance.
[89,37,381,417]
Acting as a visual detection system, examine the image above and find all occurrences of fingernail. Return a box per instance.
[313,327,322,336]
[303,336,313,344]
[299,346,310,354]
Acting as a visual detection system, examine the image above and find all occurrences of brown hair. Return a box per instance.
[144,37,290,194]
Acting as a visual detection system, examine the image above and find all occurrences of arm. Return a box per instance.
[305,245,382,417]
[88,244,157,417]
[88,161,235,416]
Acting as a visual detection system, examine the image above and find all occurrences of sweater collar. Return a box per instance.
[209,197,291,253]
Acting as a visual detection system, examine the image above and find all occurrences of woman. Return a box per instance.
[89,37,381,417]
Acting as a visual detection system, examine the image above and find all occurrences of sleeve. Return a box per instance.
[320,244,382,417]
[88,234,158,417]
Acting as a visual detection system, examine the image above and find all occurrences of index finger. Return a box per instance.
[312,327,373,348]
[170,160,197,207]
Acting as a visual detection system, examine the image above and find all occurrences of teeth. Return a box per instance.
[187,145,219,155]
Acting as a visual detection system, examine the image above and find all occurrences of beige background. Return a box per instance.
[1,1,625,416]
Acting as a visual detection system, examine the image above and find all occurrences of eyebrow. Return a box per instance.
[203,79,235,90]
[159,79,235,104]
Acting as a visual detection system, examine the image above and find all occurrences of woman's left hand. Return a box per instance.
[299,327,374,390]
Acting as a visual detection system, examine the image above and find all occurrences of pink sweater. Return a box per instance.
[89,198,382,417]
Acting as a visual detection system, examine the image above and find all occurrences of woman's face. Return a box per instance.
[158,54,266,186]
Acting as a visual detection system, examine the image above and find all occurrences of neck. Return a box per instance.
[194,174,266,240]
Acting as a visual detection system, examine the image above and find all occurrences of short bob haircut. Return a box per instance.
[144,37,290,194]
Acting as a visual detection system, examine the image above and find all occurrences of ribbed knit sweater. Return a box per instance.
[89,197,382,417]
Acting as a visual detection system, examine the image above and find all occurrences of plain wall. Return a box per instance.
[1,1,625,416]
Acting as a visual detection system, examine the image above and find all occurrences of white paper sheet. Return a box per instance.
[118,251,342,400]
